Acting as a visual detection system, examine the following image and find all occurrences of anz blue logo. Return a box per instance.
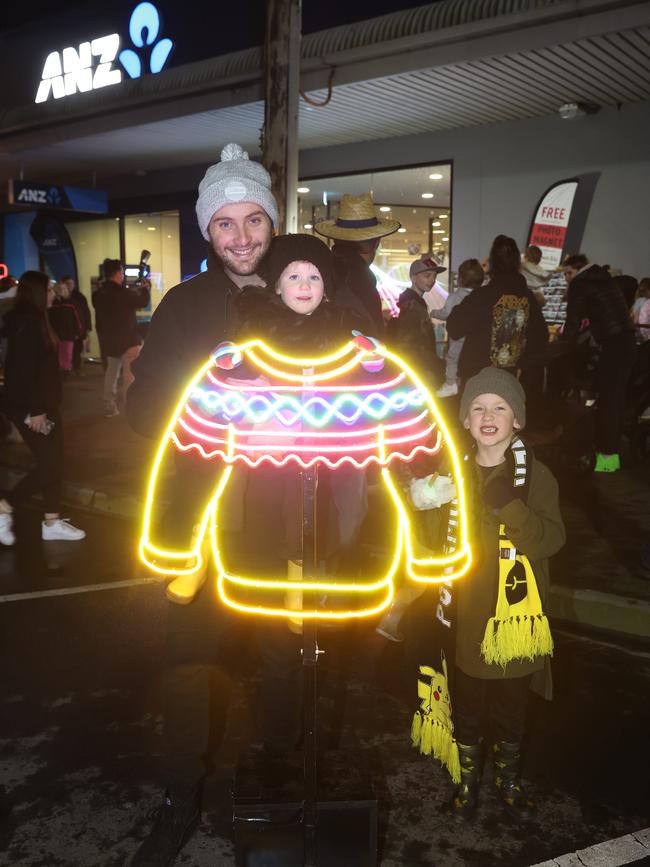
[47,188,63,206]
[119,3,174,79]
[35,2,174,103]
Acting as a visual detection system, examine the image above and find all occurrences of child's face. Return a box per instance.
[276,260,325,315]
[463,392,520,450]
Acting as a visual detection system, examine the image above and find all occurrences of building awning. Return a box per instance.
[0,0,648,184]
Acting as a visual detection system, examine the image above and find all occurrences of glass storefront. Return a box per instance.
[298,163,452,317]
[64,210,180,355]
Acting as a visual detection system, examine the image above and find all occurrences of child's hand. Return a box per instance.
[483,476,519,510]
[410,474,456,510]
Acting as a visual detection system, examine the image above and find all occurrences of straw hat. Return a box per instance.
[314,192,401,241]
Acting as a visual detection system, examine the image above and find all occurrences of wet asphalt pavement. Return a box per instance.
[0,506,649,867]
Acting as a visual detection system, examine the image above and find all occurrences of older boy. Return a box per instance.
[450,368,565,820]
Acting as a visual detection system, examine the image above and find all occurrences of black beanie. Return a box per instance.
[263,234,334,297]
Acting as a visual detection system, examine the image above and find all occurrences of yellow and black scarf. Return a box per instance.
[411,437,553,782]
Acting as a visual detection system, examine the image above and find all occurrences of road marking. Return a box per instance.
[555,628,650,660]
[0,577,160,603]
[530,826,650,866]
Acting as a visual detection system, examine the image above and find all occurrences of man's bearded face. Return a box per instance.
[208,203,273,276]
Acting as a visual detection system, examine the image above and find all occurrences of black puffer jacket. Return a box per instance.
[2,305,61,416]
[331,243,384,336]
[562,265,634,346]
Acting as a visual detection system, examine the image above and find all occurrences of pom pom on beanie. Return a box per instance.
[196,143,279,240]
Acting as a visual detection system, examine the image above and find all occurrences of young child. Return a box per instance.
[413,368,565,821]
[430,258,484,398]
[163,233,366,606]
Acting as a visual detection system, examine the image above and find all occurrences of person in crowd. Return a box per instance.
[561,254,636,473]
[520,245,550,307]
[49,280,83,375]
[430,258,485,398]
[0,275,18,367]
[314,191,400,334]
[446,235,549,388]
[412,369,564,821]
[0,271,85,545]
[611,274,639,312]
[93,258,149,417]
[127,143,305,867]
[633,278,650,342]
[388,253,446,387]
[62,275,92,375]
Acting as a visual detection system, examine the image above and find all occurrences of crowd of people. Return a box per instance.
[0,142,648,865]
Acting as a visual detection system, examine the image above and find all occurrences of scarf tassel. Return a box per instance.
[481,613,554,666]
[410,710,461,784]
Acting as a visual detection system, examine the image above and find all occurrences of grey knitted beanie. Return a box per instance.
[459,367,526,428]
[196,143,279,240]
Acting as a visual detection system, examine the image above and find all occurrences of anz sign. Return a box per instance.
[35,2,174,104]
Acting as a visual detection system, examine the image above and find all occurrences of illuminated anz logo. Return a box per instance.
[35,2,173,104]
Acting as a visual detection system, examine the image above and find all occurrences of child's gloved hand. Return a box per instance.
[483,476,520,510]
[410,473,456,510]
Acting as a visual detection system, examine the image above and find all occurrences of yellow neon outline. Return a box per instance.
[139,338,472,617]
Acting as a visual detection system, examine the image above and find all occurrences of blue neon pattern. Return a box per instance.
[191,388,427,427]
[119,2,174,79]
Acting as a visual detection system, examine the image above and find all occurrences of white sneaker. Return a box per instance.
[436,382,458,398]
[0,513,15,546]
[42,518,86,541]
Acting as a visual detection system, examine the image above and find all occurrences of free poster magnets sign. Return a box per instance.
[527,180,579,270]
[9,180,108,214]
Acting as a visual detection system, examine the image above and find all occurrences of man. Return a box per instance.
[93,260,149,416]
[127,144,305,866]
[389,254,445,386]
[61,275,92,375]
[314,191,400,335]
[561,253,636,473]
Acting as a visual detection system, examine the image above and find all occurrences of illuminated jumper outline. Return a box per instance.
[139,334,471,618]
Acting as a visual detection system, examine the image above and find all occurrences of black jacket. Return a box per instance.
[561,265,634,346]
[447,271,549,380]
[93,279,149,358]
[50,299,82,342]
[235,285,363,356]
[70,289,92,334]
[331,243,384,337]
[126,253,240,438]
[387,287,443,384]
[2,306,61,415]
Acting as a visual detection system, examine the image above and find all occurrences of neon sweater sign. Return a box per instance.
[140,334,472,619]
[35,3,173,103]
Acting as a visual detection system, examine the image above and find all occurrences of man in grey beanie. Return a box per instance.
[128,145,303,865]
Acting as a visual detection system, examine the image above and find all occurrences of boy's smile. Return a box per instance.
[464,392,521,464]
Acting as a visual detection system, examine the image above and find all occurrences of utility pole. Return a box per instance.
[263,0,302,234]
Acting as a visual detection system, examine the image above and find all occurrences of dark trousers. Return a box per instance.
[72,337,85,372]
[7,409,63,513]
[596,332,636,454]
[162,586,303,799]
[453,667,531,745]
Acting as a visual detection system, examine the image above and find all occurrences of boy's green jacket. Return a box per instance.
[456,454,566,681]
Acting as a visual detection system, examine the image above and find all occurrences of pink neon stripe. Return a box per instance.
[171,431,440,469]
[183,403,431,438]
[206,367,406,392]
[177,416,437,452]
